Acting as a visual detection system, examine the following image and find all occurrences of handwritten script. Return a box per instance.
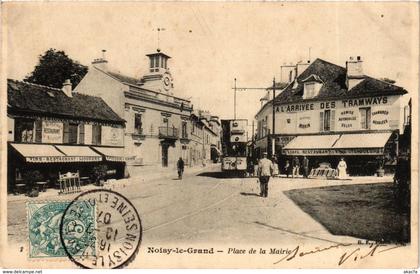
[274,243,404,266]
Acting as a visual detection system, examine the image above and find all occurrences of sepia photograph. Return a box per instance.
[0,1,418,269]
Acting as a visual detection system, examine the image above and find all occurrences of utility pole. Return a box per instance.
[231,78,279,158]
[272,78,276,157]
[234,78,237,120]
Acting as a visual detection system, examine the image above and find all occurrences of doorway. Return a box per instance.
[162,144,169,167]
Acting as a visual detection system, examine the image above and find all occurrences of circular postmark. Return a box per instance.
[59,189,142,269]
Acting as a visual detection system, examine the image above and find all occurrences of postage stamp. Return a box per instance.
[60,189,142,269]
[27,201,96,259]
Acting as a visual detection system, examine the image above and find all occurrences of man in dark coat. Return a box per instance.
[177,157,185,179]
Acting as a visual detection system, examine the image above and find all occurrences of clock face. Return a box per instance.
[163,75,171,91]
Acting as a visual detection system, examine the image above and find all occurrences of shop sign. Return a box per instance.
[26,155,101,163]
[298,116,311,129]
[102,127,123,146]
[42,121,63,143]
[338,110,357,128]
[372,110,389,125]
[342,96,388,108]
[277,136,295,147]
[275,96,389,113]
[283,147,384,156]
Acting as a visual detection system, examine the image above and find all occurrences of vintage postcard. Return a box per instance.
[0,1,418,269]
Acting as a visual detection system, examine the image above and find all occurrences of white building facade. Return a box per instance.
[255,57,409,175]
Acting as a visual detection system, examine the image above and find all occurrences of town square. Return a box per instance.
[1,1,417,269]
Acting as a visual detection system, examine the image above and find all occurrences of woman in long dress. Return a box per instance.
[272,156,279,177]
[337,157,348,179]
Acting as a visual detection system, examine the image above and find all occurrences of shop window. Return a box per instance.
[360,107,371,130]
[92,124,102,145]
[15,118,34,143]
[134,113,143,134]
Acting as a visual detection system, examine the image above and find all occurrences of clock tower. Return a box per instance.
[140,49,174,95]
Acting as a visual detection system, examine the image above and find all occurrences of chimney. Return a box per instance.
[296,60,311,77]
[62,79,72,97]
[92,49,108,70]
[346,56,364,89]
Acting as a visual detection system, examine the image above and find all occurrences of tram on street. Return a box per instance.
[220,119,248,177]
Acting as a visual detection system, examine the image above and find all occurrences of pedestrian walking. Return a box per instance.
[258,152,274,198]
[292,156,300,178]
[337,157,348,179]
[177,157,185,179]
[284,160,291,177]
[303,156,309,178]
[272,156,279,177]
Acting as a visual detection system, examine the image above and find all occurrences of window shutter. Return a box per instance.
[93,125,101,145]
[63,122,70,143]
[35,120,42,143]
[330,110,336,131]
[79,124,85,144]
[319,112,324,131]
[367,108,371,130]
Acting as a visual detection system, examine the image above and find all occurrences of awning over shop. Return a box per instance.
[92,146,134,162]
[283,132,392,156]
[283,135,340,155]
[10,143,68,163]
[333,132,392,149]
[55,145,102,162]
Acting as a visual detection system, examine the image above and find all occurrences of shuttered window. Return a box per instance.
[324,110,331,131]
[68,123,78,144]
[319,112,324,131]
[35,120,42,143]
[79,124,85,144]
[360,107,371,130]
[330,110,336,131]
[92,124,102,145]
[63,122,70,143]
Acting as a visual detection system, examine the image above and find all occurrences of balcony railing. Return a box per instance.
[131,128,146,141]
[159,126,179,139]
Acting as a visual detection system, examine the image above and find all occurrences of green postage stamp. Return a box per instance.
[27,201,96,258]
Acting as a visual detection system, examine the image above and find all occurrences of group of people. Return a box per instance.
[254,155,311,179]
[256,153,349,197]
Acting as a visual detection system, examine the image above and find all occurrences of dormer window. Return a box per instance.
[302,74,323,99]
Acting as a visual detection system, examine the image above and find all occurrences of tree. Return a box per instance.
[24,48,88,89]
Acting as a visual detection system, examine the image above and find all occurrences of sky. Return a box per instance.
[4,2,419,124]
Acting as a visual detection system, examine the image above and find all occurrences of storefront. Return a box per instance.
[281,132,398,175]
[255,57,409,175]
[7,79,127,193]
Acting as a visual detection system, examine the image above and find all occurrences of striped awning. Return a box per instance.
[92,146,134,162]
[283,132,392,156]
[55,145,102,162]
[10,143,73,163]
